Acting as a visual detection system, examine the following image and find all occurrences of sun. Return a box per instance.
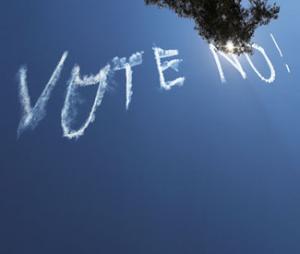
[225,41,235,53]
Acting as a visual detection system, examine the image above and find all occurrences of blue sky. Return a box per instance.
[0,1,300,253]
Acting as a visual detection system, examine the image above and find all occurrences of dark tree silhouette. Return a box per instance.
[145,0,280,54]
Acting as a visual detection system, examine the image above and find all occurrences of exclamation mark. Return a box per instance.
[270,33,291,73]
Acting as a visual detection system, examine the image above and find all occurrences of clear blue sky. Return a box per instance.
[0,0,300,253]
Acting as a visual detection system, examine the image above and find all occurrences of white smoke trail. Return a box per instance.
[245,43,276,84]
[61,64,111,140]
[209,44,247,83]
[286,64,291,73]
[17,52,68,137]
[153,47,185,90]
[112,51,144,110]
[270,33,291,73]
[270,33,283,57]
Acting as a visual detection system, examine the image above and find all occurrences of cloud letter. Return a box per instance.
[17,52,68,137]
[61,64,111,139]
[245,44,276,83]
[112,51,144,110]
[153,47,185,90]
[209,44,246,83]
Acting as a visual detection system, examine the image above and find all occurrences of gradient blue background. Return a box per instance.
[0,0,300,253]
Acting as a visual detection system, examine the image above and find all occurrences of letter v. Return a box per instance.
[17,52,68,137]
